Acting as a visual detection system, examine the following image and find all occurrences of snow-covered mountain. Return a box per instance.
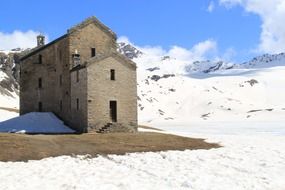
[1,45,285,125]
[117,43,285,126]
[0,50,20,121]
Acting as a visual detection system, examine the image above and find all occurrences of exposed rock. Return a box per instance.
[161,56,170,61]
[246,79,258,86]
[150,74,175,82]
[150,75,161,81]
[117,42,143,59]
[146,67,160,72]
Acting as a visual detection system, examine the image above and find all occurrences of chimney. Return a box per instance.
[37,35,45,47]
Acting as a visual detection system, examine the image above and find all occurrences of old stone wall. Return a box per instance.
[20,37,71,126]
[68,22,117,66]
[70,68,88,132]
[87,56,137,132]
[20,18,137,133]
[68,22,117,132]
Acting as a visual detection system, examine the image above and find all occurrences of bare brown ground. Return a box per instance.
[0,132,220,162]
[139,125,163,131]
[0,107,19,113]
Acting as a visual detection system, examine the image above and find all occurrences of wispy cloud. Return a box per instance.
[207,1,215,12]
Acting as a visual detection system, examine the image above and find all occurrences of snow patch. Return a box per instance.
[0,112,74,134]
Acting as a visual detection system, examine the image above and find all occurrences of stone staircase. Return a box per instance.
[97,123,113,133]
[96,122,137,133]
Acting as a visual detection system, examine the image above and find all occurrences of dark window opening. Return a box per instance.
[72,53,81,67]
[39,54,42,64]
[91,48,96,57]
[76,70,79,82]
[38,102,42,112]
[76,98,79,111]
[59,75,62,86]
[110,69,115,81]
[60,100,62,111]
[109,101,117,122]
[38,78,42,89]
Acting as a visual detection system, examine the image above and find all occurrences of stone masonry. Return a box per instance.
[20,17,138,133]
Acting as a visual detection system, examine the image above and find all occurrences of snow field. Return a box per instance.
[0,122,285,190]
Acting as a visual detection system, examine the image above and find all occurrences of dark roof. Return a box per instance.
[20,16,117,61]
[70,64,87,72]
[87,50,137,69]
[20,34,68,61]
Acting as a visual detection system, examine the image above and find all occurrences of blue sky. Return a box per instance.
[1,0,284,62]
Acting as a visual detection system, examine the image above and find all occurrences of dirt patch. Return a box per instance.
[0,107,19,113]
[0,132,220,162]
[139,125,163,131]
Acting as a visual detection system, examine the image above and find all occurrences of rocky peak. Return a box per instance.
[117,42,143,59]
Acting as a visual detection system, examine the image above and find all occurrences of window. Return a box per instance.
[110,69,115,81]
[76,98,79,111]
[59,75,62,86]
[72,54,80,66]
[91,48,96,57]
[76,70,79,82]
[38,78,42,89]
[38,102,42,112]
[60,100,62,111]
[109,101,117,122]
[39,54,42,64]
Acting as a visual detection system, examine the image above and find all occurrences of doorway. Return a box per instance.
[109,101,117,122]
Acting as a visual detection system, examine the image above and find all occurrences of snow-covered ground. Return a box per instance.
[135,59,285,125]
[0,122,284,190]
[0,70,19,121]
[0,112,74,133]
[0,45,285,189]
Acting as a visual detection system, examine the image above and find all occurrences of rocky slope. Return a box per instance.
[1,44,285,125]
[0,50,21,99]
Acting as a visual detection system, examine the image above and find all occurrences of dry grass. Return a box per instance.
[0,107,19,113]
[138,125,163,131]
[0,132,220,162]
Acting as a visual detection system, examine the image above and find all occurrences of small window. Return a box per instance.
[91,48,96,57]
[38,102,42,112]
[110,69,115,81]
[76,98,79,110]
[39,54,42,64]
[76,70,79,82]
[60,100,62,111]
[38,78,42,89]
[59,75,62,86]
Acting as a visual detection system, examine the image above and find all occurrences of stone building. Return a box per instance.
[20,17,138,133]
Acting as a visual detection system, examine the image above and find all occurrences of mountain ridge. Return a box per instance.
[1,43,285,125]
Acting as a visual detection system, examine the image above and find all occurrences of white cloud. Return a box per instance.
[119,37,218,62]
[117,36,132,45]
[220,0,285,54]
[192,39,217,58]
[143,40,217,61]
[0,30,42,50]
[166,40,217,61]
[139,46,167,57]
[207,1,215,12]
